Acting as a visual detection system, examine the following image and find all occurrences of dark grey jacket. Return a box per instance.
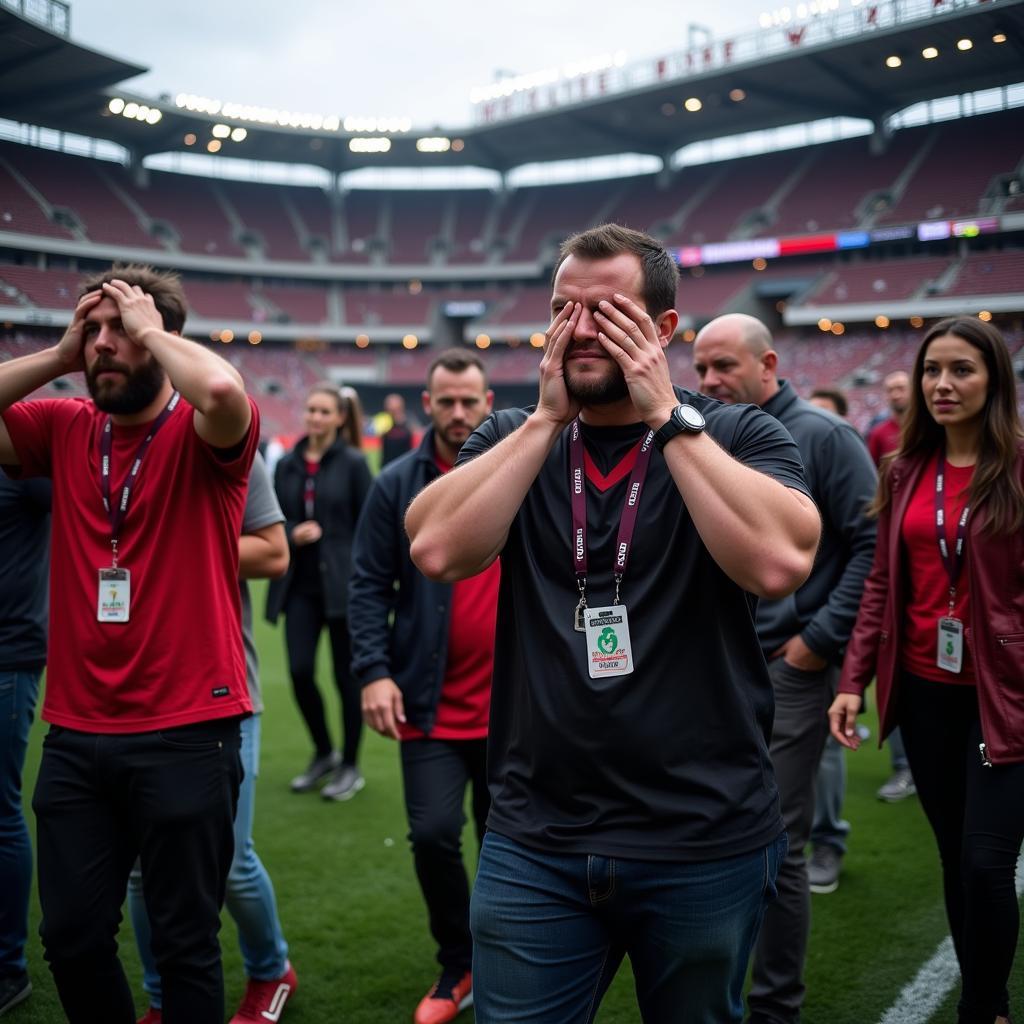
[348,429,454,734]
[265,435,372,622]
[756,380,878,662]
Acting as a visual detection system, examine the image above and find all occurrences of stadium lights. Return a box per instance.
[682,328,697,343]
[349,137,391,153]
[183,133,197,146]
[451,139,465,152]
[107,98,162,125]
[475,334,491,350]
[416,137,451,153]
[875,315,890,328]
[343,116,412,133]
[993,33,1007,43]
[830,322,845,336]
[230,127,247,142]
[957,38,973,50]
[248,331,262,345]
[530,333,546,348]
[817,318,832,332]
[922,46,938,59]
[174,93,349,132]
[207,139,222,153]
[885,55,902,68]
[684,97,703,112]
[212,124,231,139]
[752,257,767,271]
[355,334,370,348]
[219,329,234,343]
[909,315,924,328]
[729,88,747,102]
[402,334,418,350]
[978,310,993,322]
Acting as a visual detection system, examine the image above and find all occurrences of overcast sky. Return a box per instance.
[68,0,773,128]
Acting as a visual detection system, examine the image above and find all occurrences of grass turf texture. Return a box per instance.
[10,582,1024,1023]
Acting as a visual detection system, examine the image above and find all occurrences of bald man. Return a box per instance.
[693,315,878,1024]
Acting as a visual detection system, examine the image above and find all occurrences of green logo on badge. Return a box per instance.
[946,639,954,656]
[597,627,618,655]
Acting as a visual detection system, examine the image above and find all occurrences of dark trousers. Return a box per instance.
[898,671,1024,1024]
[33,719,242,1024]
[400,736,489,973]
[283,589,362,766]
[749,659,837,1024]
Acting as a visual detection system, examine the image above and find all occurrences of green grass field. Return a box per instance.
[9,583,1023,1023]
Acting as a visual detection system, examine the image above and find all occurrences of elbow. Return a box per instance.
[755,549,816,600]
[267,549,290,579]
[205,374,247,416]
[409,534,458,582]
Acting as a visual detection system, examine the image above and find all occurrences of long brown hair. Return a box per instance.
[870,317,1024,534]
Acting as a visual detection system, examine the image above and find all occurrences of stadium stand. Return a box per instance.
[222,180,310,262]
[799,257,952,305]
[945,250,1024,297]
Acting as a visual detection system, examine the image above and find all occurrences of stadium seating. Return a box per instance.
[944,250,1024,297]
[223,180,309,261]
[799,257,952,305]
[0,264,80,310]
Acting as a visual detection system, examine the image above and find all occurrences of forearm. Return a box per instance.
[138,327,246,416]
[239,524,289,579]
[0,347,68,412]
[663,432,820,598]
[407,412,562,581]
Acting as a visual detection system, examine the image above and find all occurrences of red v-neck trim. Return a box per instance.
[583,441,641,492]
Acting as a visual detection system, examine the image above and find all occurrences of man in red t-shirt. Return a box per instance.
[866,369,910,466]
[0,264,259,1024]
[350,351,497,1024]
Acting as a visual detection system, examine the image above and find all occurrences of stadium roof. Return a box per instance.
[3,0,1024,174]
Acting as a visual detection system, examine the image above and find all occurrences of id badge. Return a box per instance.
[584,604,633,679]
[937,616,963,674]
[97,567,131,623]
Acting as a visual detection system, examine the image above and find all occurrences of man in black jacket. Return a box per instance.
[693,314,877,1024]
[349,350,496,1024]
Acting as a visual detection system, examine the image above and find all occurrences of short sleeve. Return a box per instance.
[1,399,77,477]
[196,396,261,482]
[456,408,530,467]
[242,451,284,533]
[715,404,810,497]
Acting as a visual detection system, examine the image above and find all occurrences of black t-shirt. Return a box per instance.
[457,387,810,862]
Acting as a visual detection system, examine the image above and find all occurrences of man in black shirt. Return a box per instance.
[406,224,821,1024]
[694,314,877,1024]
[0,471,50,1017]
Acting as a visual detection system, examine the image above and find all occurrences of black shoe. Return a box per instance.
[0,972,31,1016]
[808,845,843,894]
[290,751,341,792]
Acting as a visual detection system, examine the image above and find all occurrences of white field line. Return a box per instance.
[877,854,1024,1024]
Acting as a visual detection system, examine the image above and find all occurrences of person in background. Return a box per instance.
[267,383,372,801]
[0,471,50,1018]
[831,317,1024,1024]
[351,351,497,1024]
[693,315,876,1024]
[132,452,297,1024]
[808,388,848,419]
[381,392,414,466]
[867,369,917,803]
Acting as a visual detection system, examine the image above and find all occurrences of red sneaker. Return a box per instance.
[413,970,473,1024]
[136,1010,162,1024]
[229,962,298,1023]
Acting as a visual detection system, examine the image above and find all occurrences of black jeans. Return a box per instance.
[400,737,489,973]
[283,589,362,766]
[33,718,243,1024]
[898,671,1024,1024]
[749,658,838,1024]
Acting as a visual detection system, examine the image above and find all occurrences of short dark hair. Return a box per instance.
[552,223,679,316]
[809,387,848,417]
[426,349,488,390]
[78,263,188,334]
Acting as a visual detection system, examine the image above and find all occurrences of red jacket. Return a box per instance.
[839,443,1024,764]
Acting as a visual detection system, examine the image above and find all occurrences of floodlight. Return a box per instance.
[230,127,247,142]
[956,38,973,50]
[885,55,902,68]
[108,98,125,114]
[922,47,938,59]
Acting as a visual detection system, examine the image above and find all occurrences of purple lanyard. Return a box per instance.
[99,391,180,565]
[304,472,316,520]
[569,418,655,606]
[934,449,970,614]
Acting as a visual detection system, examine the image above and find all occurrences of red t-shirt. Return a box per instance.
[1,395,259,731]
[900,453,976,684]
[867,417,901,467]
[400,455,499,741]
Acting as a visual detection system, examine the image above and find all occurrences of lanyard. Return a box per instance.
[934,449,970,616]
[99,391,179,566]
[304,470,317,520]
[569,418,654,614]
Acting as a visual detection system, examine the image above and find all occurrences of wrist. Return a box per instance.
[645,401,679,431]
[526,409,571,442]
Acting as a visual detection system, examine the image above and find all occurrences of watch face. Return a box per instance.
[676,405,706,430]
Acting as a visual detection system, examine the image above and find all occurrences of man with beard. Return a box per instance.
[692,314,877,1024]
[0,264,259,1024]
[350,350,497,1024]
[405,224,821,1024]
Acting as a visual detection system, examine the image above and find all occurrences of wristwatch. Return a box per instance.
[653,404,707,452]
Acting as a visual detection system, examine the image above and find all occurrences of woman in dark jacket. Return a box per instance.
[267,384,372,801]
[830,318,1024,1024]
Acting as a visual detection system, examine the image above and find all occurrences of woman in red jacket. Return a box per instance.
[830,317,1024,1024]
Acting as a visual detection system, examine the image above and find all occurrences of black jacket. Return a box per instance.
[348,429,453,734]
[265,435,372,622]
[756,379,878,661]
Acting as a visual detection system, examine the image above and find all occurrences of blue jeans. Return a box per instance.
[811,734,850,855]
[127,715,289,1007]
[471,830,786,1024]
[0,669,41,978]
